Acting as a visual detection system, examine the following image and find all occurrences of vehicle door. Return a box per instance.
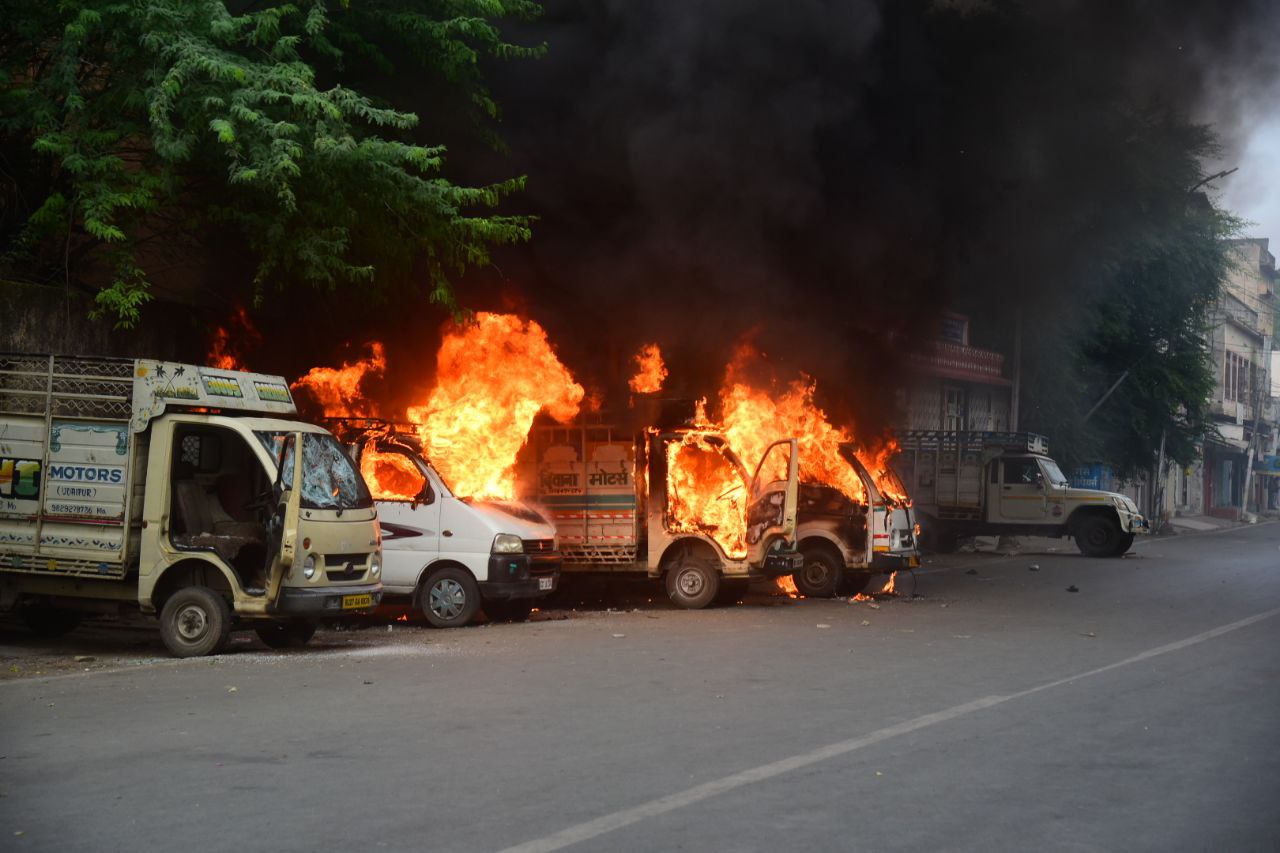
[997,457,1050,521]
[263,432,306,602]
[746,438,800,561]
[359,442,441,595]
[842,450,879,564]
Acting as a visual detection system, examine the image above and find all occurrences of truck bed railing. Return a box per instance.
[899,430,1049,455]
[0,353,134,421]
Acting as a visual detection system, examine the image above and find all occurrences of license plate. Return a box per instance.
[342,593,373,610]
[538,577,554,591]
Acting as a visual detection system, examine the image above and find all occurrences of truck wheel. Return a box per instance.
[159,587,232,657]
[841,570,874,596]
[421,567,480,628]
[666,558,720,609]
[1075,515,1121,557]
[1113,533,1135,556]
[254,620,317,649]
[795,546,844,598]
[485,599,534,622]
[20,604,83,638]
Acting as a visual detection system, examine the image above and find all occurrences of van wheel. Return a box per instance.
[20,604,83,638]
[1075,515,1121,557]
[254,620,317,649]
[486,599,534,622]
[421,567,480,628]
[841,570,874,596]
[795,546,844,598]
[159,587,232,657]
[666,558,720,609]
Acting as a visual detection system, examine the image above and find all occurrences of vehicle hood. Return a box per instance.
[464,499,558,539]
[1059,488,1139,512]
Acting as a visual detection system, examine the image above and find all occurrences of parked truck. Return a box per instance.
[329,419,562,628]
[520,417,803,608]
[893,431,1149,557]
[791,443,920,598]
[0,354,382,656]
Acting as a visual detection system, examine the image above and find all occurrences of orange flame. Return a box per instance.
[291,342,386,418]
[775,575,800,598]
[359,443,425,501]
[880,571,898,595]
[406,313,583,500]
[208,307,259,371]
[628,343,668,394]
[665,431,747,558]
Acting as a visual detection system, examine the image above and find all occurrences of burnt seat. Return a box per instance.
[172,476,264,563]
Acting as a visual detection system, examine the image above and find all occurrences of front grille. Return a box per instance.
[522,538,555,554]
[324,553,367,581]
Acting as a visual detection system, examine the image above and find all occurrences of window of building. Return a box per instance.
[942,385,965,432]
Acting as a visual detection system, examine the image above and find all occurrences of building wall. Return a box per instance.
[900,379,1012,432]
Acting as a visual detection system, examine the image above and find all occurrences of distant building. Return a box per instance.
[897,313,1013,432]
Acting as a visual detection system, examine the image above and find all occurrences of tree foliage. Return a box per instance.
[0,0,542,325]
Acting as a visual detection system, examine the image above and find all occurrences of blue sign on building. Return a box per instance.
[1070,464,1114,491]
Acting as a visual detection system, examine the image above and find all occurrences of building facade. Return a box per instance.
[897,313,1013,433]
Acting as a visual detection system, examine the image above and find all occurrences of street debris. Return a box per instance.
[74,655,95,663]
[611,633,626,638]
[1028,564,1040,571]
[860,620,871,626]
[816,624,831,629]
[226,686,237,693]
[1066,585,1079,593]
[1079,632,1096,638]
[965,568,978,575]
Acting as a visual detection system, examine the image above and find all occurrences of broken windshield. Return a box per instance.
[256,431,373,511]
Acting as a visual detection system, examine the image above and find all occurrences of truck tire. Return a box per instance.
[254,620,317,649]
[20,604,82,638]
[1075,515,1121,558]
[841,570,874,596]
[1113,532,1135,556]
[421,567,480,628]
[795,546,844,598]
[485,599,534,622]
[159,587,232,657]
[666,558,720,609]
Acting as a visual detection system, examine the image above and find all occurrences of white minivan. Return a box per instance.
[336,422,561,626]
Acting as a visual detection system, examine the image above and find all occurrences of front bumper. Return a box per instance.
[756,550,804,578]
[275,582,383,614]
[481,553,561,601]
[872,551,921,571]
[1123,512,1151,534]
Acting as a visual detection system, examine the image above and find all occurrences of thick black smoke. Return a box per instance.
[446,0,1280,433]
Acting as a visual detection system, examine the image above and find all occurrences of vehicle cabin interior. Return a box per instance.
[797,484,869,553]
[168,424,271,590]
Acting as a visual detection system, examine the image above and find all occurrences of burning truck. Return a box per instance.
[519,400,804,608]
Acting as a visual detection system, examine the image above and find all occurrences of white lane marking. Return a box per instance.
[499,605,1280,853]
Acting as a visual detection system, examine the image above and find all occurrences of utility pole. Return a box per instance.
[1010,307,1021,431]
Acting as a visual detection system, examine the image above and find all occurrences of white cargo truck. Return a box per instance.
[791,443,920,598]
[330,420,561,628]
[0,354,382,656]
[520,418,803,608]
[893,431,1149,557]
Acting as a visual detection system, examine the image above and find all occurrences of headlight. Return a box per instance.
[492,533,524,554]
[303,554,317,580]
[370,551,381,577]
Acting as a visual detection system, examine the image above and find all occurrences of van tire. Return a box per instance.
[159,587,232,657]
[254,620,317,648]
[20,604,82,638]
[421,567,480,628]
[1075,515,1121,557]
[795,546,844,598]
[666,558,720,609]
[485,599,534,622]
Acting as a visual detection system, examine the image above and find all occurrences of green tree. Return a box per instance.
[0,0,541,326]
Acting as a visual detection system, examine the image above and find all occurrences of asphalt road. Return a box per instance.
[2,523,1279,852]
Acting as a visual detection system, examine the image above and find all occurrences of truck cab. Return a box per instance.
[334,421,561,627]
[791,444,920,598]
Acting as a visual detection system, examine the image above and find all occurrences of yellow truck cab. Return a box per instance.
[0,354,382,656]
[894,431,1149,557]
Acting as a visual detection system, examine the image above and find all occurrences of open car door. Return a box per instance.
[746,438,800,563]
[264,432,305,603]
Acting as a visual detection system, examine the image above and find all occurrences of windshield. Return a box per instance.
[1040,459,1070,488]
[256,431,374,510]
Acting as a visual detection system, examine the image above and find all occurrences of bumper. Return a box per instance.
[481,553,561,601]
[1124,514,1151,535]
[275,583,383,614]
[872,551,921,571]
[757,550,805,578]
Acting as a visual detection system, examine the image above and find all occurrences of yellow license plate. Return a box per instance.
[342,594,373,610]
